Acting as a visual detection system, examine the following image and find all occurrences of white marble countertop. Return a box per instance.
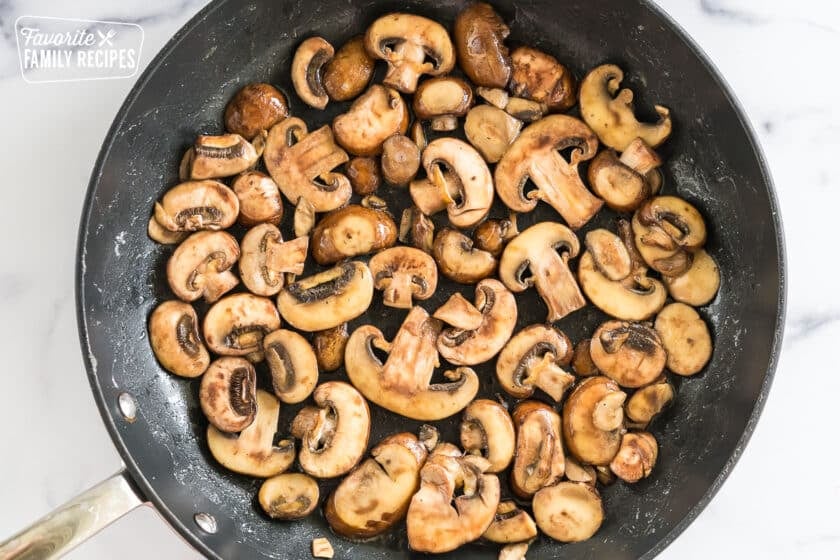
[0,0,837,558]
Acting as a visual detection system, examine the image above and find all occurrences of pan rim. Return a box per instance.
[75,1,787,558]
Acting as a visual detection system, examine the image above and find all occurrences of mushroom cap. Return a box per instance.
[149,300,210,378]
[187,134,261,180]
[200,357,257,433]
[482,501,538,544]
[323,36,375,102]
[625,378,675,425]
[258,472,320,520]
[453,2,511,88]
[460,399,516,473]
[590,320,666,388]
[369,247,438,309]
[166,231,240,303]
[578,250,667,321]
[346,156,382,195]
[533,482,604,542]
[203,293,281,359]
[147,216,188,245]
[231,171,284,227]
[310,205,398,265]
[332,85,410,156]
[291,36,334,110]
[263,329,319,404]
[562,376,625,465]
[609,432,659,483]
[239,224,308,296]
[154,180,239,232]
[663,248,720,306]
[381,134,421,185]
[464,105,522,164]
[413,76,474,120]
[496,324,574,401]
[432,227,497,284]
[587,149,649,212]
[509,46,577,112]
[511,401,565,498]
[636,195,707,251]
[224,83,289,140]
[654,303,713,376]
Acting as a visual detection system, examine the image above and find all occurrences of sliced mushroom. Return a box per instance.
[477,86,509,109]
[461,399,515,473]
[292,37,334,110]
[277,261,374,332]
[473,214,518,257]
[433,228,497,284]
[572,339,599,377]
[323,36,375,102]
[511,401,565,498]
[239,224,308,296]
[203,293,281,360]
[345,306,479,420]
[414,77,474,131]
[610,432,658,483]
[464,105,522,163]
[406,443,500,553]
[224,83,289,140]
[626,377,675,425]
[147,216,188,244]
[509,46,577,112]
[410,120,427,150]
[182,134,263,180]
[587,149,649,212]
[562,376,625,465]
[199,357,257,432]
[381,134,421,185]
[419,424,439,451]
[310,205,397,265]
[230,171,284,227]
[154,180,239,232]
[482,501,538,544]
[499,542,530,560]
[410,137,494,229]
[434,293,484,331]
[454,3,511,88]
[655,303,713,376]
[495,115,602,229]
[578,250,667,321]
[633,196,707,275]
[504,97,547,122]
[346,156,381,195]
[592,391,627,432]
[437,279,517,366]
[399,206,435,253]
[369,247,438,309]
[294,197,316,238]
[565,454,597,485]
[263,329,318,404]
[333,85,410,156]
[326,433,427,538]
[207,389,295,477]
[496,324,574,401]
[166,231,240,303]
[579,64,672,151]
[259,472,319,520]
[663,249,721,306]
[533,482,604,542]
[149,300,210,378]
[590,320,666,388]
[313,324,348,373]
[311,538,334,559]
[264,117,351,212]
[585,228,632,281]
[364,13,456,94]
[499,222,585,322]
[291,381,370,478]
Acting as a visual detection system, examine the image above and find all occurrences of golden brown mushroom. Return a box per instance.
[589,320,666,388]
[654,303,713,376]
[453,3,511,88]
[464,105,522,163]
[224,83,289,140]
[511,401,565,498]
[263,329,319,404]
[533,482,604,542]
[202,293,281,360]
[563,376,625,465]
[166,231,239,303]
[496,324,574,402]
[239,224,308,296]
[154,180,239,232]
[291,37,334,110]
[413,76,474,131]
[482,501,538,544]
[258,473,319,520]
[369,247,438,309]
[381,134,421,185]
[149,300,210,378]
[460,399,515,473]
[199,357,257,433]
[509,46,577,112]
[345,156,381,195]
[332,85,410,156]
[433,228,497,285]
[610,432,658,483]
[323,36,374,102]
[313,324,349,373]
[310,205,397,265]
[231,171,284,227]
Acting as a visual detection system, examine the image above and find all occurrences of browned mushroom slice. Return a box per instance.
[333,85,410,156]
[533,482,604,542]
[453,3,511,88]
[410,120,427,150]
[473,214,519,257]
[413,76,474,131]
[563,376,625,465]
[231,171,284,227]
[183,134,262,180]
[225,83,289,140]
[406,443,500,553]
[590,320,666,388]
[293,197,316,238]
[239,224,308,297]
[147,216,188,245]
[291,381,370,479]
[504,97,547,122]
[585,228,632,281]
[346,156,381,196]
[277,261,373,332]
[154,180,239,232]
[580,64,672,151]
[610,432,658,483]
[149,300,210,378]
[399,206,435,253]
[199,357,257,432]
[495,115,602,230]
[499,222,585,322]
[369,247,438,309]
[572,339,599,376]
[511,401,565,498]
[259,472,319,520]
[381,134,421,185]
[655,303,713,376]
[433,228,497,285]
[577,250,667,321]
[263,329,318,404]
[365,14,456,94]
[434,293,484,331]
[663,249,721,306]
[635,195,707,257]
[313,323,348,373]
[292,37,334,110]
[565,454,597,485]
[626,377,675,426]
[323,36,374,102]
[477,87,509,109]
[496,324,574,401]
[345,306,479,421]
[203,293,281,360]
[166,231,240,303]
[509,46,577,112]
[464,105,522,164]
[310,205,397,265]
[482,501,538,544]
[207,389,295,477]
[587,149,649,212]
[326,433,427,538]
[461,399,515,473]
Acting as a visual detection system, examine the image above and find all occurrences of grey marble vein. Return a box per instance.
[699,0,837,33]
[784,312,840,345]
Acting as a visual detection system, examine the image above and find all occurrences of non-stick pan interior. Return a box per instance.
[77,0,784,558]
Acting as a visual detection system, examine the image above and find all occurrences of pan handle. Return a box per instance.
[0,470,144,560]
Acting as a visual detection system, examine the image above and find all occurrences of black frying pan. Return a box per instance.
[0,0,785,558]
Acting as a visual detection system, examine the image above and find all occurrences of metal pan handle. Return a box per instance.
[0,470,143,560]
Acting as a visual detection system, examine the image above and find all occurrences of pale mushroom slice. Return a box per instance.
[579,64,672,151]
[460,399,515,473]
[588,138,662,212]
[565,454,597,485]
[578,250,667,322]
[345,306,479,421]
[655,303,713,376]
[496,324,574,402]
[154,180,239,232]
[464,105,522,164]
[499,222,585,322]
[332,85,409,156]
[264,117,351,213]
[477,87,510,109]
[504,97,547,122]
[293,197,316,238]
[291,37,334,110]
[413,76,474,131]
[263,329,318,404]
[313,323,348,373]
[167,231,240,303]
[369,247,438,309]
[364,13,456,94]
[473,214,519,257]
[610,432,658,483]
[149,300,210,378]
[482,501,538,544]
[511,401,565,498]
[663,249,721,306]
[199,357,257,432]
[147,216,188,245]
[632,195,707,276]
[311,538,334,559]
[563,376,625,465]
[311,205,397,265]
[625,376,675,426]
[437,279,517,366]
[381,134,421,185]
[326,433,427,538]
[533,482,604,542]
[585,228,632,281]
[495,115,602,230]
[231,171,284,227]
[277,261,374,332]
[434,293,484,331]
[258,472,319,520]
[406,443,500,553]
[203,293,281,360]
[183,134,262,180]
[290,381,370,479]
[207,389,295,477]
[499,542,530,560]
[432,228,497,285]
[509,46,577,112]
[590,320,666,388]
[454,3,511,88]
[239,224,308,297]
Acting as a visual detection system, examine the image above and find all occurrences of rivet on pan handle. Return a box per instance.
[0,471,144,560]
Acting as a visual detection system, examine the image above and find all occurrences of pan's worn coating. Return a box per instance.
[76,0,785,558]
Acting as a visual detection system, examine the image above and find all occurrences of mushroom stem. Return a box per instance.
[383,273,414,309]
[431,115,459,131]
[592,392,626,431]
[265,236,309,275]
[532,253,586,322]
[527,150,603,230]
[384,41,426,93]
[380,307,441,394]
[523,353,575,402]
[619,138,661,176]
[203,270,240,303]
